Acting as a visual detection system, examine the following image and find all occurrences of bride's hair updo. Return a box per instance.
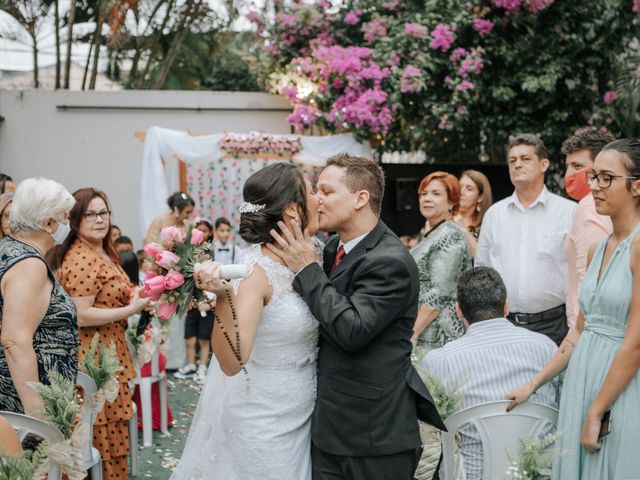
[239,163,308,244]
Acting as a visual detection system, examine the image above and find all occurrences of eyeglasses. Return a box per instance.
[84,210,111,222]
[586,171,638,189]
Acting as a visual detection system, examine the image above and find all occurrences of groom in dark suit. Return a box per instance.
[269,154,445,479]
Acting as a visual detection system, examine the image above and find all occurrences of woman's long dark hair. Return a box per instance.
[47,188,120,270]
[239,163,308,245]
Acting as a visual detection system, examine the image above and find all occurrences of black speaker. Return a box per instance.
[395,178,420,213]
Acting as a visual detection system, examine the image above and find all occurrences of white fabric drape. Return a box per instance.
[140,126,371,238]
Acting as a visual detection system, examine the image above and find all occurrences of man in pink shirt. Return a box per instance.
[563,129,615,327]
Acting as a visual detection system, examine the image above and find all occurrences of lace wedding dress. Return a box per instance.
[171,245,319,480]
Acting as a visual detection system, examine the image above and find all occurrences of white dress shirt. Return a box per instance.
[475,186,576,313]
[338,230,371,254]
[424,318,559,480]
[213,240,236,265]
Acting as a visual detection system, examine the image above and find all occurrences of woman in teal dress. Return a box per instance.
[506,138,640,479]
[410,171,472,355]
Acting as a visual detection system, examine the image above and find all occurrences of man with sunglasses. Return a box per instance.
[563,130,615,328]
[476,134,576,345]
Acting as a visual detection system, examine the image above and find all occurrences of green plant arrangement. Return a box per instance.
[80,333,123,414]
[26,369,89,480]
[28,370,80,439]
[0,442,47,480]
[506,431,563,480]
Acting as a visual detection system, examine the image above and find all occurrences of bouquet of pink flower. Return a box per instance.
[143,225,211,320]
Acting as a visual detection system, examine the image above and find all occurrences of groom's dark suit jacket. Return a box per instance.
[293,221,445,457]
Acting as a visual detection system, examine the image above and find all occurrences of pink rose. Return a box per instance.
[164,270,185,290]
[159,226,185,246]
[156,251,180,269]
[157,302,178,321]
[190,229,205,246]
[143,275,166,301]
[143,242,163,258]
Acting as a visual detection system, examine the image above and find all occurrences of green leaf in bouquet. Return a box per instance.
[125,319,143,350]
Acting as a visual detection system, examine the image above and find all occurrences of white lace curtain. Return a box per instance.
[140,126,371,238]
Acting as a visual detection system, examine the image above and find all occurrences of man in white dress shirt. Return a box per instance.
[476,134,576,345]
[424,267,559,480]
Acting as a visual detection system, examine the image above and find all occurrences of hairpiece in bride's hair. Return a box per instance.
[239,201,266,214]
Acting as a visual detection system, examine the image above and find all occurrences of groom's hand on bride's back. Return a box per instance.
[267,220,316,273]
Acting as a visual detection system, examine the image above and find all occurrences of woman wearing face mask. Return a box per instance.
[562,130,615,328]
[144,191,195,245]
[47,188,150,479]
[0,178,78,417]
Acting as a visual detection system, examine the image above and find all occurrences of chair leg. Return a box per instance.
[159,377,169,435]
[129,403,139,477]
[140,380,153,447]
[89,458,102,480]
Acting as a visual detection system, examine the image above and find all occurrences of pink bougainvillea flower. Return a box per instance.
[164,270,185,290]
[430,24,456,52]
[492,0,522,10]
[456,80,476,91]
[404,23,428,39]
[344,11,360,25]
[473,18,495,36]
[362,18,387,44]
[603,91,618,104]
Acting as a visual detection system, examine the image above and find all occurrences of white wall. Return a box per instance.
[0,90,291,248]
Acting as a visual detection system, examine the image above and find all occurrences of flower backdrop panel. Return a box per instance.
[140,126,370,239]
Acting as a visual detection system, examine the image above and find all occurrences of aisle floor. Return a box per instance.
[132,375,202,479]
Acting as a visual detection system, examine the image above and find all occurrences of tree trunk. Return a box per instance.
[82,37,94,90]
[54,0,61,88]
[31,35,39,88]
[151,0,198,89]
[89,13,105,90]
[64,0,76,88]
[137,0,176,88]
[127,0,166,86]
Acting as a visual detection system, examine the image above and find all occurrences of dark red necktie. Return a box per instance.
[331,245,346,272]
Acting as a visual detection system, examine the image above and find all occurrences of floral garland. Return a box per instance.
[219,132,302,159]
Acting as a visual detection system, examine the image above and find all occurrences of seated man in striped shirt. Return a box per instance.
[423,266,559,480]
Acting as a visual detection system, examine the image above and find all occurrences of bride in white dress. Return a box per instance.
[171,163,320,480]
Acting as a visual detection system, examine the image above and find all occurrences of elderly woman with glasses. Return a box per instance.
[47,188,150,479]
[0,178,78,417]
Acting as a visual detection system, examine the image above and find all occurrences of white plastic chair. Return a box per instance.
[0,410,65,480]
[441,400,559,480]
[129,402,139,477]
[76,371,103,480]
[126,336,168,447]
